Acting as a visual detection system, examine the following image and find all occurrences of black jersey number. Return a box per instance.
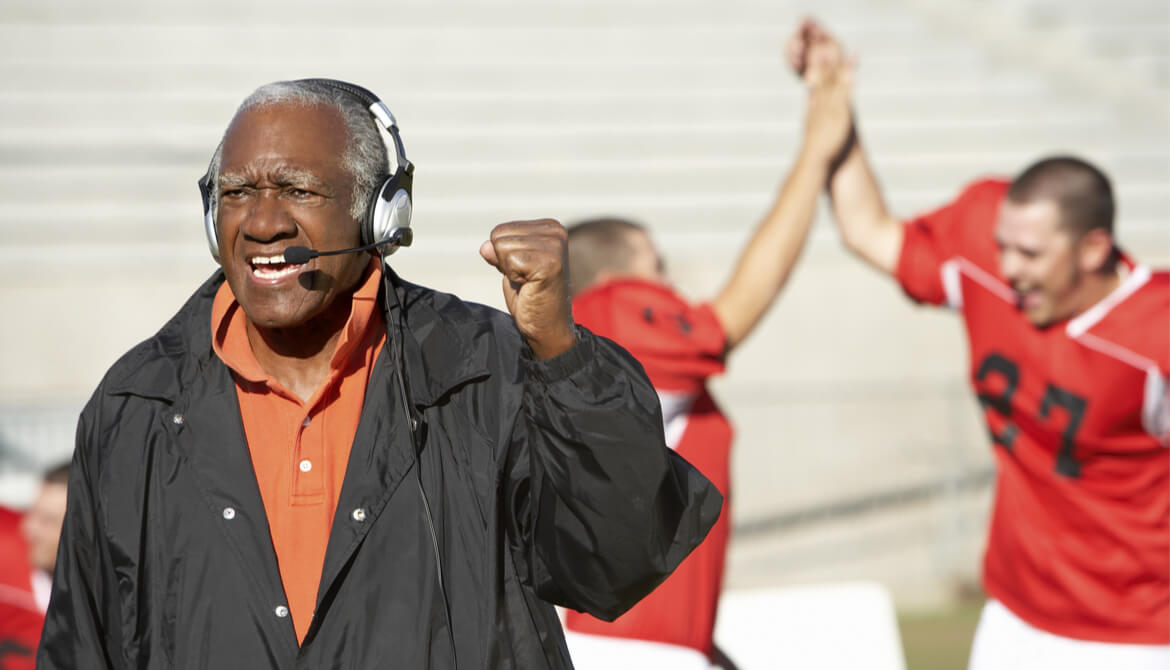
[975,352,1088,479]
[1039,385,1087,478]
[976,353,1020,451]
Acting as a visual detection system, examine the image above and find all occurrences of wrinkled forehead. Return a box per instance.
[221,101,348,166]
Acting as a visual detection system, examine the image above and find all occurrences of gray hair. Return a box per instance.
[206,80,389,223]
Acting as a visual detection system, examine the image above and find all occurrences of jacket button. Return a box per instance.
[274,605,289,618]
[351,508,367,522]
[222,507,236,520]
[171,414,184,426]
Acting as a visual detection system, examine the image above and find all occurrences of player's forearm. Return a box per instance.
[827,134,903,275]
[711,145,828,350]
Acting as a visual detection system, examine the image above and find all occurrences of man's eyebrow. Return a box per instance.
[217,172,248,188]
[216,168,330,191]
[272,166,328,191]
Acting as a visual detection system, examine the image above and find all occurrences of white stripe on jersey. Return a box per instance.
[1143,369,1169,446]
[941,259,963,309]
[1075,331,1159,373]
[939,257,1018,306]
[657,390,696,451]
[1067,264,1152,337]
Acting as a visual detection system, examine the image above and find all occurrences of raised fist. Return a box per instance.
[480,219,577,360]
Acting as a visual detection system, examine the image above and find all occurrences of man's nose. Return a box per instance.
[999,249,1023,282]
[242,189,296,242]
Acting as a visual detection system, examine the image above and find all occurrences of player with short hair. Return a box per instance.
[790,19,1170,670]
[561,50,856,669]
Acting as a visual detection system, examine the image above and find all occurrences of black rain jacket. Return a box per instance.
[39,270,721,669]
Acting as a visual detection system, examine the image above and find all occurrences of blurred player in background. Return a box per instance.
[561,45,856,669]
[0,463,68,670]
[789,18,1169,670]
[0,509,37,670]
[21,464,68,616]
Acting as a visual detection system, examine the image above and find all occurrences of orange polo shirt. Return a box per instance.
[211,261,385,643]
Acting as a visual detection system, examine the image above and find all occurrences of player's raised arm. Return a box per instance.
[709,42,856,350]
[787,18,903,276]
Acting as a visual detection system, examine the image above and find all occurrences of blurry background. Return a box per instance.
[1,0,1166,666]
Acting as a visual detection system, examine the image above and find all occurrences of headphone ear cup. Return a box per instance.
[365,177,413,254]
[384,189,412,246]
[199,174,221,263]
[205,209,221,263]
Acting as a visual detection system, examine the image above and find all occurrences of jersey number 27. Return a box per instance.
[975,352,1087,478]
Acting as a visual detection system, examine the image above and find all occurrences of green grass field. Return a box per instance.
[898,598,985,670]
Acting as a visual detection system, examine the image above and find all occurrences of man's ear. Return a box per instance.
[1077,228,1115,274]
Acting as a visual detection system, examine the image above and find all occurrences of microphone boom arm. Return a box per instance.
[284,228,413,265]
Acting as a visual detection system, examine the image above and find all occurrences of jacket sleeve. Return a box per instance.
[38,395,118,669]
[503,327,723,621]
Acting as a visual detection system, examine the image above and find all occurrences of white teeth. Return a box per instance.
[249,254,287,265]
[248,253,301,280]
[252,265,300,280]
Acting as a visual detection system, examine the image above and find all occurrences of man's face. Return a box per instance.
[996,199,1083,327]
[21,481,67,573]
[215,102,369,330]
[624,229,668,284]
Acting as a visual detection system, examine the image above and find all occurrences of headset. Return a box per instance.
[197,80,456,665]
[197,78,415,264]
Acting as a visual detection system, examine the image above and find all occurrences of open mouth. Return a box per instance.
[249,254,303,280]
[1014,288,1041,310]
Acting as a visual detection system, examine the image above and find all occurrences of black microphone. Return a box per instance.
[284,228,413,265]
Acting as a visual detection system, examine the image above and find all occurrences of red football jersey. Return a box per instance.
[564,279,733,657]
[0,507,41,670]
[897,178,1170,644]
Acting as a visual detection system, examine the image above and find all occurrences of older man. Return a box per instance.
[40,79,720,669]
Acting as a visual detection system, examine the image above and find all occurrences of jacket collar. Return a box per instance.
[104,267,493,408]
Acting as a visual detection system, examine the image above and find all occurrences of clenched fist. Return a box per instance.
[479,219,577,360]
